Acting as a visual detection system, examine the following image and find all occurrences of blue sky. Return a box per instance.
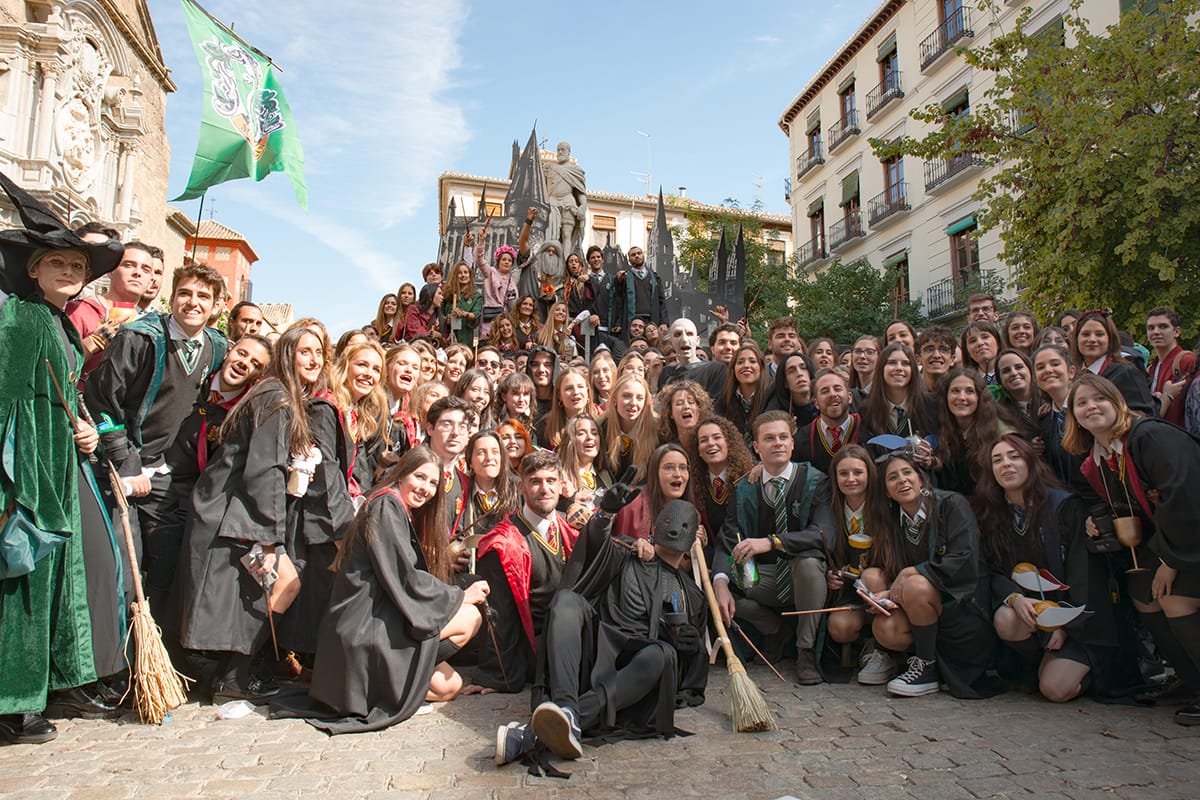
[154,0,871,335]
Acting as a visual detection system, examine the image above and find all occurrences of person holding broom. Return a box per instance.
[0,199,125,744]
[712,410,837,685]
[495,488,709,767]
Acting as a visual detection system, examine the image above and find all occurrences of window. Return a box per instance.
[840,84,855,122]
[807,129,822,158]
[945,87,969,121]
[485,202,503,218]
[950,224,980,287]
[884,156,904,201]
[215,246,232,260]
[192,245,209,259]
[840,171,860,218]
[591,215,617,248]
[884,252,910,307]
[880,50,899,91]
[809,206,825,252]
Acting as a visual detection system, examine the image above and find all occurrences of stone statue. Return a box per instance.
[544,141,587,256]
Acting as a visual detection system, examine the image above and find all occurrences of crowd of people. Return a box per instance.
[3,194,1200,771]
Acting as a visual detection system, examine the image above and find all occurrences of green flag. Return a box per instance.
[174,0,306,209]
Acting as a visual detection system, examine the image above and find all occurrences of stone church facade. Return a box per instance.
[0,0,175,258]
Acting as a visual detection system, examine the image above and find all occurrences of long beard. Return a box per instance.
[538,251,564,279]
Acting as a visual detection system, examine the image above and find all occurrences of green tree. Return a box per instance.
[790,257,926,343]
[670,198,793,345]
[872,0,1200,332]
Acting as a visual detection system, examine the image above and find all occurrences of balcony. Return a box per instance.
[827,111,861,153]
[795,238,827,270]
[920,8,974,71]
[828,212,866,252]
[924,269,998,321]
[924,152,985,193]
[866,73,904,120]
[796,145,825,180]
[868,183,911,226]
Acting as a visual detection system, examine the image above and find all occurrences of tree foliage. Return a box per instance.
[872,0,1200,332]
[790,257,926,344]
[671,198,793,345]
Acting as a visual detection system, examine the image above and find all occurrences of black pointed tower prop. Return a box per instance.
[705,228,729,335]
[646,189,680,318]
[437,126,550,268]
[723,223,747,324]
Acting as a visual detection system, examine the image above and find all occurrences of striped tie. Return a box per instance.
[771,476,791,605]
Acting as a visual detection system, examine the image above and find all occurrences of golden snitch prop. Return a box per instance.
[1011,563,1088,631]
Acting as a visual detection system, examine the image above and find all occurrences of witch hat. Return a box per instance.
[0,170,123,298]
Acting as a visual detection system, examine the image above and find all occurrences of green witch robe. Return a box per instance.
[0,295,95,713]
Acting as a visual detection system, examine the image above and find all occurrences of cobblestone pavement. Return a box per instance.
[2,664,1198,800]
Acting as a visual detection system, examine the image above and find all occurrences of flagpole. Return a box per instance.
[190,192,205,264]
[184,0,283,71]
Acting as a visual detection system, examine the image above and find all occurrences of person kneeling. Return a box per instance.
[273,445,489,734]
[496,493,709,766]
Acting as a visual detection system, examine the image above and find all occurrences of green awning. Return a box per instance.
[876,33,898,62]
[807,197,824,218]
[837,74,856,95]
[942,86,970,113]
[945,215,977,236]
[840,171,859,207]
[805,112,821,135]
[882,250,908,269]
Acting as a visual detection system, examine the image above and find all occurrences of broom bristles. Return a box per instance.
[126,603,193,725]
[726,654,776,732]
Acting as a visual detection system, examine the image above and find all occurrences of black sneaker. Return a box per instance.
[213,676,280,705]
[0,713,57,745]
[531,701,582,760]
[1175,703,1200,726]
[887,656,940,697]
[495,721,537,766]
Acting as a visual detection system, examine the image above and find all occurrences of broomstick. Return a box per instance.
[45,361,192,721]
[690,539,775,732]
[105,462,192,723]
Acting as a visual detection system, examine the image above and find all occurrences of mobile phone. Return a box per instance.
[854,578,896,615]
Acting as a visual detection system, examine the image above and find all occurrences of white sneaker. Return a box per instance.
[887,656,940,697]
[857,644,898,685]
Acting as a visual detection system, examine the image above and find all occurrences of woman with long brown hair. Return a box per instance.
[1064,373,1200,725]
[686,416,753,566]
[537,366,595,449]
[284,445,490,734]
[369,294,398,342]
[972,434,1112,703]
[657,379,714,451]
[1069,309,1155,415]
[611,443,692,546]
[934,367,1017,494]
[861,452,995,699]
[719,342,771,448]
[180,326,329,703]
[441,261,481,346]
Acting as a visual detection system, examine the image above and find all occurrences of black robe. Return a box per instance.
[792,415,872,476]
[275,490,463,735]
[886,490,997,698]
[543,513,708,735]
[178,384,290,654]
[280,397,355,654]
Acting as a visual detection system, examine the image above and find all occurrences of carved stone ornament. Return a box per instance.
[53,13,114,193]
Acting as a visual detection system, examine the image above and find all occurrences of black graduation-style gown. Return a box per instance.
[280,397,356,653]
[889,490,997,698]
[284,491,463,735]
[178,384,290,654]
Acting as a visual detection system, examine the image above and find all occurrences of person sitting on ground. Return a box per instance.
[495,494,708,767]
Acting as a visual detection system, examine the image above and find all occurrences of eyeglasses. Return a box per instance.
[852,348,878,357]
[435,420,470,433]
[477,359,500,369]
[659,464,689,475]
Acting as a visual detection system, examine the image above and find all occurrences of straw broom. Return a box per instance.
[105,463,193,723]
[43,361,192,721]
[690,539,775,732]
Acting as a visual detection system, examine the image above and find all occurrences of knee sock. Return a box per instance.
[1140,611,1200,689]
[1165,611,1200,691]
[911,623,938,663]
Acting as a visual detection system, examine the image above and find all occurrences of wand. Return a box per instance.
[482,599,510,691]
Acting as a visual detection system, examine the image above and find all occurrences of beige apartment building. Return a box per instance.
[779,0,1121,324]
